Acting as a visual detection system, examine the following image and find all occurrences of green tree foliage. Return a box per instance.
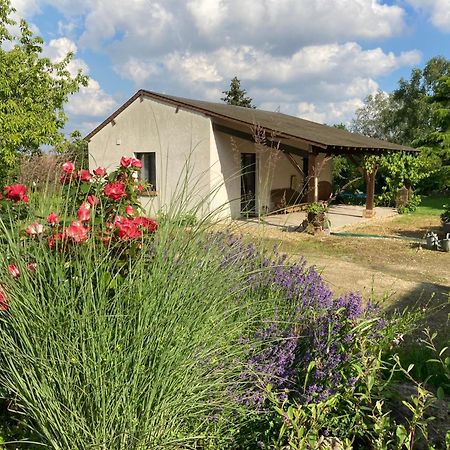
[351,56,450,193]
[0,0,88,179]
[55,130,89,169]
[221,77,255,108]
[413,75,450,190]
[367,153,431,207]
[329,124,364,194]
[391,57,450,146]
[351,91,399,142]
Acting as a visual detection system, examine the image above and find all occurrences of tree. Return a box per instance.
[221,77,255,108]
[350,57,450,193]
[55,130,89,169]
[0,0,88,180]
[413,75,450,190]
[351,91,400,142]
[352,57,450,146]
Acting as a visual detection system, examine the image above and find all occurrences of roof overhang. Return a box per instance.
[85,90,418,156]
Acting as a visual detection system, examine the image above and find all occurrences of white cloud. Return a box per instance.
[406,0,450,32]
[10,0,41,18]
[43,37,89,77]
[67,79,117,117]
[23,0,406,55]
[109,41,418,124]
[186,0,406,48]
[8,0,422,127]
[163,44,420,86]
[43,37,117,118]
[115,57,162,85]
[165,52,223,83]
[258,97,367,125]
[78,0,178,52]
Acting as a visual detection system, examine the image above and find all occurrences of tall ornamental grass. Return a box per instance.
[0,157,285,448]
[0,224,278,449]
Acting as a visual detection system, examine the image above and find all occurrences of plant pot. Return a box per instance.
[442,239,450,252]
[307,212,325,229]
[443,222,450,234]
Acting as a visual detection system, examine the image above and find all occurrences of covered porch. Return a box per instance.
[211,116,415,220]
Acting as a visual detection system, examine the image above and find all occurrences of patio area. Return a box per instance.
[239,204,397,232]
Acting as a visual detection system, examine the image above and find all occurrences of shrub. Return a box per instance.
[17,153,66,192]
[397,194,422,214]
[441,204,450,224]
[0,157,286,448]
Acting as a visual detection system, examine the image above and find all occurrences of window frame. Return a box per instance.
[134,152,157,196]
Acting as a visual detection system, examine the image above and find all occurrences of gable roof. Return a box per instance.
[86,89,415,153]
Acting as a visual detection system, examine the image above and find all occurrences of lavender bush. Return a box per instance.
[206,234,426,449]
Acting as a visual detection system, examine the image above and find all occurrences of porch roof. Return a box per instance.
[86,89,415,154]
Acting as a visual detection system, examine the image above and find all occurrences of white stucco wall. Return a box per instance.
[88,96,212,216]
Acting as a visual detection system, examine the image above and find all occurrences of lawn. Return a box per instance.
[346,194,448,238]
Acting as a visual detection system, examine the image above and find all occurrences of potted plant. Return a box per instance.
[306,202,329,233]
[441,204,450,234]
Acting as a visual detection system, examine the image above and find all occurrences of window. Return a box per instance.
[135,152,156,191]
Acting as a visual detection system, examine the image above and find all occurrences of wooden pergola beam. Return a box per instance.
[363,168,377,218]
[347,155,379,218]
[284,152,304,178]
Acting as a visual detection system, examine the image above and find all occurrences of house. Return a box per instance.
[86,90,414,219]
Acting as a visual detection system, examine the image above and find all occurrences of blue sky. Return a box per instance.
[10,0,450,135]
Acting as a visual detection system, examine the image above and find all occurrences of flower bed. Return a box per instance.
[0,158,446,449]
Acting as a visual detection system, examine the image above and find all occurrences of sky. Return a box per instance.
[9,0,450,136]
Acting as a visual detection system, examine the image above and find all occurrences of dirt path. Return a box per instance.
[230,217,450,328]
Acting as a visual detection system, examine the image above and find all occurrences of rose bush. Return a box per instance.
[0,156,157,313]
[22,156,157,252]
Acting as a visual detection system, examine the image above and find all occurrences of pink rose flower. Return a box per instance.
[125,205,134,216]
[25,222,44,236]
[0,285,8,311]
[62,162,75,174]
[64,221,89,243]
[4,184,28,202]
[47,212,59,225]
[120,156,132,167]
[134,217,158,233]
[114,216,141,240]
[77,169,91,182]
[77,203,91,222]
[87,195,99,207]
[104,182,126,201]
[48,232,64,249]
[8,264,20,278]
[131,158,142,168]
[93,167,106,177]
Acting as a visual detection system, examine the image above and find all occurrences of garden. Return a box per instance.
[0,157,448,449]
[0,2,449,446]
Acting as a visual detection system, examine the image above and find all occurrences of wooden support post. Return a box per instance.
[363,169,377,218]
[307,154,318,203]
[284,152,304,177]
